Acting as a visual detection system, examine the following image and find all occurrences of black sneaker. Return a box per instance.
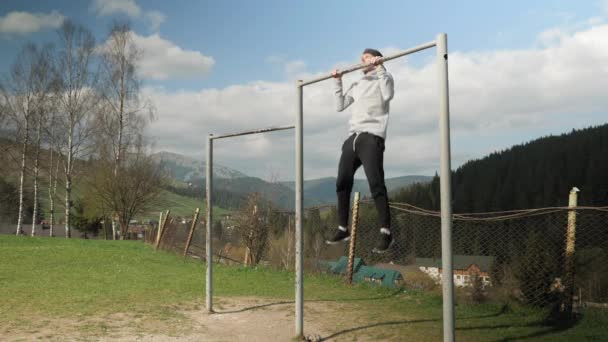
[325,229,350,245]
[372,233,394,253]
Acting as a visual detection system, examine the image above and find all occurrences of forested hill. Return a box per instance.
[392,124,608,212]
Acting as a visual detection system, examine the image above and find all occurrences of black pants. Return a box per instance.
[336,132,391,229]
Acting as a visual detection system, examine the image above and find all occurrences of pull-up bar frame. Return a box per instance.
[205,124,295,313]
[294,33,454,341]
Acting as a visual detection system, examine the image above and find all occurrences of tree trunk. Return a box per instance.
[111,218,117,240]
[49,159,59,237]
[65,173,71,238]
[103,217,108,240]
[49,197,54,237]
[120,219,129,240]
[16,118,29,236]
[64,115,74,239]
[48,152,54,237]
[111,68,126,240]
[31,114,42,236]
[114,93,124,176]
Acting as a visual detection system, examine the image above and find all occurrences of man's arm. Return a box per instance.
[375,64,394,102]
[333,70,354,112]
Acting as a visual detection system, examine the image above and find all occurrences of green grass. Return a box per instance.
[1,235,606,341]
[144,189,233,219]
[39,184,232,223]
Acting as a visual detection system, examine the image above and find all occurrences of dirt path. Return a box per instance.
[3,297,386,341]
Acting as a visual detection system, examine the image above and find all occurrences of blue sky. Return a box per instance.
[1,0,607,180]
[0,0,602,87]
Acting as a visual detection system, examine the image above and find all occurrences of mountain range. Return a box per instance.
[152,151,431,209]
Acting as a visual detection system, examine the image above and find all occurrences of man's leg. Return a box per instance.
[327,134,361,244]
[357,133,393,252]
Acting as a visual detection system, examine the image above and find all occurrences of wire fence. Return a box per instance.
[148,195,608,315]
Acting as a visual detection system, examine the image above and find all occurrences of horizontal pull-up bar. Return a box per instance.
[298,40,437,87]
[210,124,295,140]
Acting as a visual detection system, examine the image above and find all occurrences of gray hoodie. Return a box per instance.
[334,65,394,139]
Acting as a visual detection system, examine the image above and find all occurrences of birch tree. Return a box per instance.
[96,21,152,239]
[30,47,56,236]
[97,22,150,174]
[46,110,61,237]
[0,44,53,235]
[54,21,98,238]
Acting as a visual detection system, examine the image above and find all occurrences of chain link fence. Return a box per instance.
[345,201,608,311]
[148,194,608,316]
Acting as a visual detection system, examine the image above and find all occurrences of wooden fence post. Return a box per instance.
[563,186,579,316]
[347,192,361,285]
[155,210,171,250]
[183,208,200,258]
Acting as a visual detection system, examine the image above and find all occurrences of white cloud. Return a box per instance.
[266,56,308,79]
[128,32,214,79]
[144,10,165,32]
[0,10,65,36]
[145,21,608,180]
[91,0,165,31]
[91,0,141,17]
[284,60,306,77]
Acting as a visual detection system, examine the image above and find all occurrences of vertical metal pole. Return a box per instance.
[206,135,213,313]
[564,187,579,316]
[347,192,361,285]
[295,80,304,338]
[437,33,455,342]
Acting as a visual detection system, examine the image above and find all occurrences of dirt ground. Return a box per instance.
[2,297,385,342]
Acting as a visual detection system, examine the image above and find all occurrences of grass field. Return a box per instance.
[145,189,233,219]
[1,235,606,341]
[39,185,232,223]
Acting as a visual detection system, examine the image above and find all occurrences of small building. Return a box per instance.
[127,225,148,240]
[320,256,404,288]
[416,255,494,287]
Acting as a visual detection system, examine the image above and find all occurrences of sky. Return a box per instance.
[1,0,607,181]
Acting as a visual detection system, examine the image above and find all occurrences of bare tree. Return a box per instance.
[54,20,99,238]
[278,215,295,270]
[30,108,44,236]
[31,47,56,236]
[97,21,151,173]
[96,21,153,239]
[46,110,61,237]
[90,140,164,239]
[0,43,54,235]
[234,193,270,266]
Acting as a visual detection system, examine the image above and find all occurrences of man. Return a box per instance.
[325,48,394,253]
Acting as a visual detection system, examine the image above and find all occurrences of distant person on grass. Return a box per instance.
[325,48,395,253]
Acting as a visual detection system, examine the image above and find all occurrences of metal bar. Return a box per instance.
[211,125,295,140]
[437,33,455,342]
[205,135,213,313]
[346,192,360,285]
[295,81,304,338]
[300,40,436,87]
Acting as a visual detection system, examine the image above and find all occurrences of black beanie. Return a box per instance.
[363,48,383,57]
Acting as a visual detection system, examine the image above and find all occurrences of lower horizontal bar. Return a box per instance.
[211,124,295,140]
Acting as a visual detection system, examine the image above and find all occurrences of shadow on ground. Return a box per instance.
[213,288,403,314]
[213,293,581,341]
